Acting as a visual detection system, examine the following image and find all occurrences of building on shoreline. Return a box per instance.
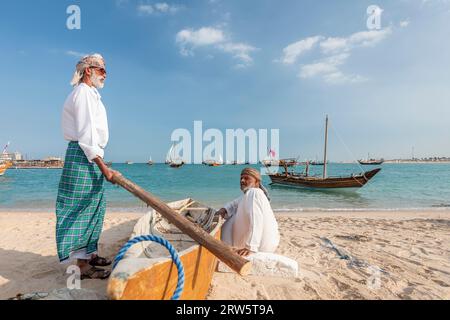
[0,151,23,162]
[385,157,450,163]
[12,157,64,169]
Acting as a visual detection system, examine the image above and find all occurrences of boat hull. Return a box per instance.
[0,162,12,176]
[269,168,381,189]
[358,161,384,165]
[107,199,221,300]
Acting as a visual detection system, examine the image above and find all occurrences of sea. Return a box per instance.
[1,163,449,212]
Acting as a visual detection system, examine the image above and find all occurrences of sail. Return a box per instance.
[172,143,183,163]
[166,144,174,163]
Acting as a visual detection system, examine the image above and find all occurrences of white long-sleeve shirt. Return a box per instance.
[221,188,280,253]
[62,83,109,162]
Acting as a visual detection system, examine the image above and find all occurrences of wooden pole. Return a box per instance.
[323,115,329,179]
[112,174,252,276]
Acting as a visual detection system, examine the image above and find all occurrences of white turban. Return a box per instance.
[241,167,271,201]
[70,53,106,86]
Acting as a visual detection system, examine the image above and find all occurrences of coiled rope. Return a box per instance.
[113,235,185,300]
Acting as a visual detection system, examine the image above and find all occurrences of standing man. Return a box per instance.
[56,54,119,279]
[216,168,280,257]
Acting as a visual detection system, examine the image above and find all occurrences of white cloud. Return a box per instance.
[155,3,170,12]
[320,37,349,54]
[320,28,392,54]
[299,53,348,78]
[400,20,410,27]
[299,54,367,84]
[281,27,392,85]
[138,4,154,15]
[217,42,258,67]
[348,28,392,47]
[323,72,367,85]
[66,50,87,58]
[176,26,257,67]
[280,36,323,65]
[176,27,225,56]
[137,3,181,15]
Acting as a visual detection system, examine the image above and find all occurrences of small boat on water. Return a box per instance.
[170,160,184,168]
[107,198,222,300]
[308,159,329,166]
[166,143,185,168]
[206,155,223,167]
[268,116,381,190]
[261,149,278,167]
[0,161,12,176]
[125,161,134,165]
[358,159,384,165]
[276,158,298,167]
[1,142,12,176]
[358,154,384,165]
[147,157,154,166]
[269,167,381,189]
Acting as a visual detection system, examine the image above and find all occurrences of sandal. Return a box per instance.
[81,266,111,280]
[89,255,112,267]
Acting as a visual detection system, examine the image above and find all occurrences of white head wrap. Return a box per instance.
[70,53,106,86]
[241,167,271,201]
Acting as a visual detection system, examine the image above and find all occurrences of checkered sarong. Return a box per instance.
[55,141,106,262]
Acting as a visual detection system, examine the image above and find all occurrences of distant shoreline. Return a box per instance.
[337,161,450,164]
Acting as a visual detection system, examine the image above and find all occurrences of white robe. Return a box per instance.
[62,83,109,162]
[221,188,280,253]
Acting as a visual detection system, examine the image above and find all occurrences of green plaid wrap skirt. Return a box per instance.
[55,141,106,262]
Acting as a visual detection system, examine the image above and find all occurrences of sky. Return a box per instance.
[0,0,449,162]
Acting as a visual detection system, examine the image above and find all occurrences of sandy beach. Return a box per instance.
[0,210,449,300]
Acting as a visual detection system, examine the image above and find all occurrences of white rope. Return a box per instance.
[195,208,216,232]
[328,122,366,174]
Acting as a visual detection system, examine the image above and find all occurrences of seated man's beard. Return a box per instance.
[241,184,257,192]
[90,73,105,89]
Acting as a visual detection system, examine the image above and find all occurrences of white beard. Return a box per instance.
[90,72,105,89]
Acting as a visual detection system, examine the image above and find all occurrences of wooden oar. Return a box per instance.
[112,174,252,276]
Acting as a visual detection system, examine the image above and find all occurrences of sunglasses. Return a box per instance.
[90,66,107,74]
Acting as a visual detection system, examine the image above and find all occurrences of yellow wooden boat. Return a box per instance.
[107,199,222,300]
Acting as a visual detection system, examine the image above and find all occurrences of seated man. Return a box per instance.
[217,168,280,257]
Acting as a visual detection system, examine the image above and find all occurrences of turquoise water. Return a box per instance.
[1,163,449,212]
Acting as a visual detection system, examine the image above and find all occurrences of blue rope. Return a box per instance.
[113,235,185,300]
